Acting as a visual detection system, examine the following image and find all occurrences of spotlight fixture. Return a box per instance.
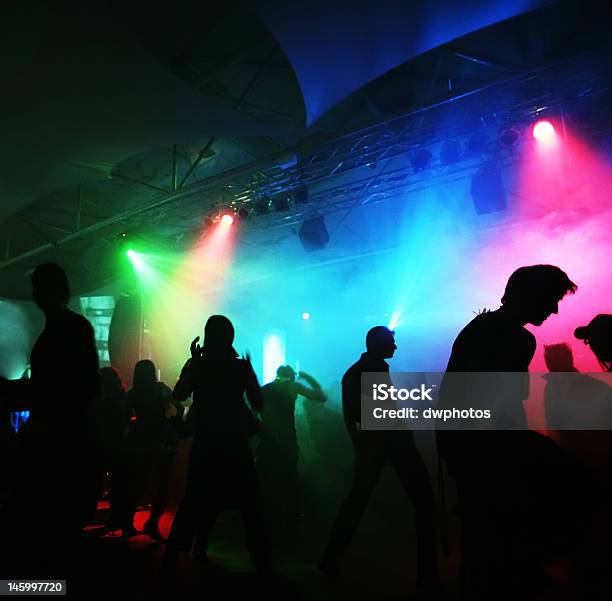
[293,184,309,205]
[221,213,234,225]
[439,140,462,166]
[237,207,250,219]
[499,127,520,147]
[411,148,432,171]
[532,119,555,141]
[253,197,271,215]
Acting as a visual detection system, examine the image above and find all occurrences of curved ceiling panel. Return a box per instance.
[251,0,554,126]
[0,0,276,221]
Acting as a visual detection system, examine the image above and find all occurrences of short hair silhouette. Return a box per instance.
[366,326,394,352]
[276,365,295,380]
[31,263,70,306]
[501,265,577,305]
[203,315,235,349]
[575,314,612,368]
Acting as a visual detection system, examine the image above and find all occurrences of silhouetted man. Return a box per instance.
[437,265,577,600]
[257,365,326,537]
[0,263,100,584]
[320,326,438,596]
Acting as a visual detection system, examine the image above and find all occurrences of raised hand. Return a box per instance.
[190,336,202,359]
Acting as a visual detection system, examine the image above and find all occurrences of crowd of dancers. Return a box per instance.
[0,262,611,600]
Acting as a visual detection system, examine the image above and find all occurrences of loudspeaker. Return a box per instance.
[470,165,506,215]
[298,216,329,252]
[108,294,142,385]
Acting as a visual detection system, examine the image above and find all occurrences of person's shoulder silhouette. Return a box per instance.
[28,263,99,424]
[447,309,536,372]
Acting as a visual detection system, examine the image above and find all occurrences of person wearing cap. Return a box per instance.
[320,326,439,597]
[575,314,612,372]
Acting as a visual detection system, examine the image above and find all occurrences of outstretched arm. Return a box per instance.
[294,371,327,402]
[173,359,195,402]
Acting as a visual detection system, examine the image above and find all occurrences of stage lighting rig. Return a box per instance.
[498,126,520,147]
[254,196,271,215]
[293,184,309,205]
[271,194,290,212]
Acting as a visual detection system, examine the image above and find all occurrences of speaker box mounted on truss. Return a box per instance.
[298,216,329,252]
[470,165,507,215]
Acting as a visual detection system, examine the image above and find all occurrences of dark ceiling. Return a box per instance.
[1,0,610,299]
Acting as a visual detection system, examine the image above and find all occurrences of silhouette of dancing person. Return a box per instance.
[0,263,100,584]
[543,340,612,468]
[87,366,127,528]
[437,265,577,600]
[320,326,439,597]
[163,315,270,576]
[119,359,182,539]
[571,314,612,596]
[257,365,326,538]
[575,314,612,372]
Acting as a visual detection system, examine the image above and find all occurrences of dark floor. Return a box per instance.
[79,499,612,601]
[81,499,459,600]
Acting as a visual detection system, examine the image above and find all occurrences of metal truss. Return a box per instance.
[1,51,611,270]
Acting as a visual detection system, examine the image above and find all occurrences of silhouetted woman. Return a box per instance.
[121,359,182,539]
[93,367,127,527]
[163,315,270,575]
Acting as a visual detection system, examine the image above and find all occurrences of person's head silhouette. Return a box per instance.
[100,366,125,398]
[366,326,397,359]
[276,365,296,382]
[202,315,237,357]
[133,359,157,390]
[501,265,576,326]
[31,263,70,313]
[575,314,612,371]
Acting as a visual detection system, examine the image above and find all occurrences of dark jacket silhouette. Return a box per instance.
[0,263,99,584]
[164,316,269,571]
[321,326,438,591]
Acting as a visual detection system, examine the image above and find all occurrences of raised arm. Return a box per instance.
[294,371,327,402]
[173,359,196,402]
